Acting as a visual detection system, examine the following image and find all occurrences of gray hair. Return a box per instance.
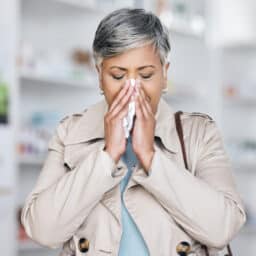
[92,8,171,71]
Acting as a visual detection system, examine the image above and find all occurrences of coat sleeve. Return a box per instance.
[132,117,247,249]
[21,116,127,248]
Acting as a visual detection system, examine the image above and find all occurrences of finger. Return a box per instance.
[138,83,151,103]
[137,89,149,118]
[116,93,137,124]
[134,81,147,118]
[109,80,130,112]
[110,83,135,118]
[140,90,154,116]
[135,83,151,118]
[134,93,144,120]
[111,84,134,117]
[109,80,129,112]
[137,84,153,115]
[117,102,130,120]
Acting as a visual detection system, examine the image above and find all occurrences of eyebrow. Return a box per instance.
[110,65,156,71]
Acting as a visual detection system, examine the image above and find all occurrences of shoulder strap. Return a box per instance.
[174,111,188,170]
[174,111,233,256]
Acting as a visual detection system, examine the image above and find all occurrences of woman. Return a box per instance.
[21,8,246,256]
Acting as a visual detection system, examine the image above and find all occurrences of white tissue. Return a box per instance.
[123,78,136,138]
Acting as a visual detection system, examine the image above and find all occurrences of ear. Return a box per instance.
[163,62,170,89]
[95,64,103,90]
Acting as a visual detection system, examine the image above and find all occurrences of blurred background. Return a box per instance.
[0,0,256,255]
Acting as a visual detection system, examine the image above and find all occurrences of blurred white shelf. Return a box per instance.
[54,0,96,10]
[241,224,256,234]
[19,239,61,254]
[163,90,203,103]
[18,240,46,251]
[232,159,256,172]
[236,158,256,167]
[224,96,256,106]
[0,187,13,196]
[54,0,129,13]
[18,155,45,166]
[159,11,205,39]
[170,24,204,38]
[19,70,97,89]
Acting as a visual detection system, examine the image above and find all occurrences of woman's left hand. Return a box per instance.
[131,82,156,173]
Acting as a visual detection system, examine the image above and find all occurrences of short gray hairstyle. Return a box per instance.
[92,8,171,71]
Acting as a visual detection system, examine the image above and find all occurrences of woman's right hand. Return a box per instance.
[103,80,135,164]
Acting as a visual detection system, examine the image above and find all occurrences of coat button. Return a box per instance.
[78,238,89,253]
[176,241,191,256]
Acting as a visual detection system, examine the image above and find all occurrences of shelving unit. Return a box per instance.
[18,241,47,251]
[18,155,45,166]
[19,70,97,89]
[0,1,19,256]
[0,188,14,196]
[1,0,254,255]
[18,236,60,256]
[55,0,97,10]
[167,22,204,38]
[224,97,256,108]
[221,46,256,255]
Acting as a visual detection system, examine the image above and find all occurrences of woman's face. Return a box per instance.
[96,43,169,115]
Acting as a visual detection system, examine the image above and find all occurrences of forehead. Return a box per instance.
[102,44,162,69]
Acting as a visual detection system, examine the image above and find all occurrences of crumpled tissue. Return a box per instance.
[122,78,138,138]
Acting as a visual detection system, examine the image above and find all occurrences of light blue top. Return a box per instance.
[118,135,149,256]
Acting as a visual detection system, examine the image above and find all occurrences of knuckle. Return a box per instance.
[105,115,113,123]
[104,114,109,121]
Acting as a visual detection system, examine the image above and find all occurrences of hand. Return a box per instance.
[104,80,135,164]
[131,81,156,173]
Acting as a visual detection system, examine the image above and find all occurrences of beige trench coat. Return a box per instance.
[21,98,246,256]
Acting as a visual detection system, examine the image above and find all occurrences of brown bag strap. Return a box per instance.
[174,111,233,256]
[174,111,189,169]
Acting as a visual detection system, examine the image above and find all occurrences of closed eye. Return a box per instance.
[140,73,154,79]
[112,73,154,80]
[112,75,124,80]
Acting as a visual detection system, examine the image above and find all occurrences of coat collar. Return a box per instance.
[65,97,179,154]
